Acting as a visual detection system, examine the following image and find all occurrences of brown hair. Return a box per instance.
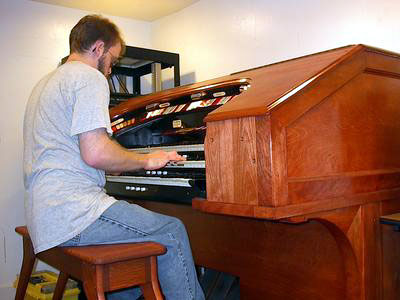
[69,15,125,54]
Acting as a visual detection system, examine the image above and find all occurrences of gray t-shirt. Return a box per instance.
[23,61,116,253]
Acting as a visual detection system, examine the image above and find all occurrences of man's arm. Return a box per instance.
[79,128,184,172]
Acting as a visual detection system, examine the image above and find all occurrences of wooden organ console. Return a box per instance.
[108,44,400,299]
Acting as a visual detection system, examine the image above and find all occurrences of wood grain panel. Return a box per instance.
[286,73,400,179]
[206,45,361,121]
[288,171,400,204]
[134,200,348,299]
[206,117,260,205]
[205,119,235,203]
[266,52,366,207]
[107,259,147,290]
[270,115,289,206]
[255,115,273,206]
[271,49,366,128]
[366,49,400,76]
[196,187,400,220]
[233,117,258,205]
[253,188,400,220]
[312,206,362,299]
[361,202,382,300]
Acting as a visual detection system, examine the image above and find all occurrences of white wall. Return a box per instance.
[152,0,400,87]
[0,0,152,295]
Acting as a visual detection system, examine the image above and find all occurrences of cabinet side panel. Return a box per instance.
[286,73,400,204]
[206,117,272,206]
[205,120,234,203]
[256,115,273,206]
[233,117,258,205]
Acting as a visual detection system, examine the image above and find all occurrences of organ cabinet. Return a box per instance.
[108,45,400,299]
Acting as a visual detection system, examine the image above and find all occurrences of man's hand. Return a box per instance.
[144,150,185,170]
[79,128,186,173]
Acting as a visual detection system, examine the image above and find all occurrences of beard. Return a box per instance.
[97,54,107,76]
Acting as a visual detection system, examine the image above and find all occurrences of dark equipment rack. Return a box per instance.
[109,45,180,107]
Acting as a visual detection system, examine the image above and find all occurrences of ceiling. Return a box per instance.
[30,0,199,21]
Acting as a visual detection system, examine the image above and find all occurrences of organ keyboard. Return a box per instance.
[106,144,206,203]
[105,79,250,203]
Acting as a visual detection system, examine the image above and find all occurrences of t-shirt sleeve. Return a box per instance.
[70,73,112,136]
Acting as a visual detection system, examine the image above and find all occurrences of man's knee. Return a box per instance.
[165,216,188,236]
[169,216,185,228]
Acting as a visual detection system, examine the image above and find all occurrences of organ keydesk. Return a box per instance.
[107,44,400,299]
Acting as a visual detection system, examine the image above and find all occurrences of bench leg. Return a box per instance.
[15,237,36,300]
[82,264,106,300]
[52,272,69,300]
[140,256,164,300]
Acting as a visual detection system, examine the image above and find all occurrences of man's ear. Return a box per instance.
[90,40,105,59]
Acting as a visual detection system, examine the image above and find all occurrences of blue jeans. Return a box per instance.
[60,200,205,300]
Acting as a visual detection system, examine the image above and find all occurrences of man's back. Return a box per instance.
[23,61,115,253]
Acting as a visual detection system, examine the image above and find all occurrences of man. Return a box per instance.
[23,14,205,300]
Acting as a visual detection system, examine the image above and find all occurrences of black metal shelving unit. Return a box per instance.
[109,45,180,107]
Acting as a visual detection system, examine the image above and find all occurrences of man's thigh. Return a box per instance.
[68,200,180,246]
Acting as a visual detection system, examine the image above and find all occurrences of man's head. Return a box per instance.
[69,15,125,76]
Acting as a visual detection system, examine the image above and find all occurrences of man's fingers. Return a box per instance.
[144,150,186,170]
[167,151,186,161]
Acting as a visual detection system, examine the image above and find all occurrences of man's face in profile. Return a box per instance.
[97,43,121,77]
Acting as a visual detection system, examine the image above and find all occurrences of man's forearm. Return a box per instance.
[79,128,147,172]
[79,128,184,172]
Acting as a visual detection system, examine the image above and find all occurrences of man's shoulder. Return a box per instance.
[57,62,106,85]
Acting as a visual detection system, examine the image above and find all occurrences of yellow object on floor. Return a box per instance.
[13,270,80,300]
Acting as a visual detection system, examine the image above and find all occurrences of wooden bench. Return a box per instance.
[15,226,166,300]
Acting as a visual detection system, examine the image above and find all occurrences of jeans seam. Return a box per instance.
[167,232,194,300]
[99,215,150,237]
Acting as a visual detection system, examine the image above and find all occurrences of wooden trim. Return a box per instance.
[194,188,400,220]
